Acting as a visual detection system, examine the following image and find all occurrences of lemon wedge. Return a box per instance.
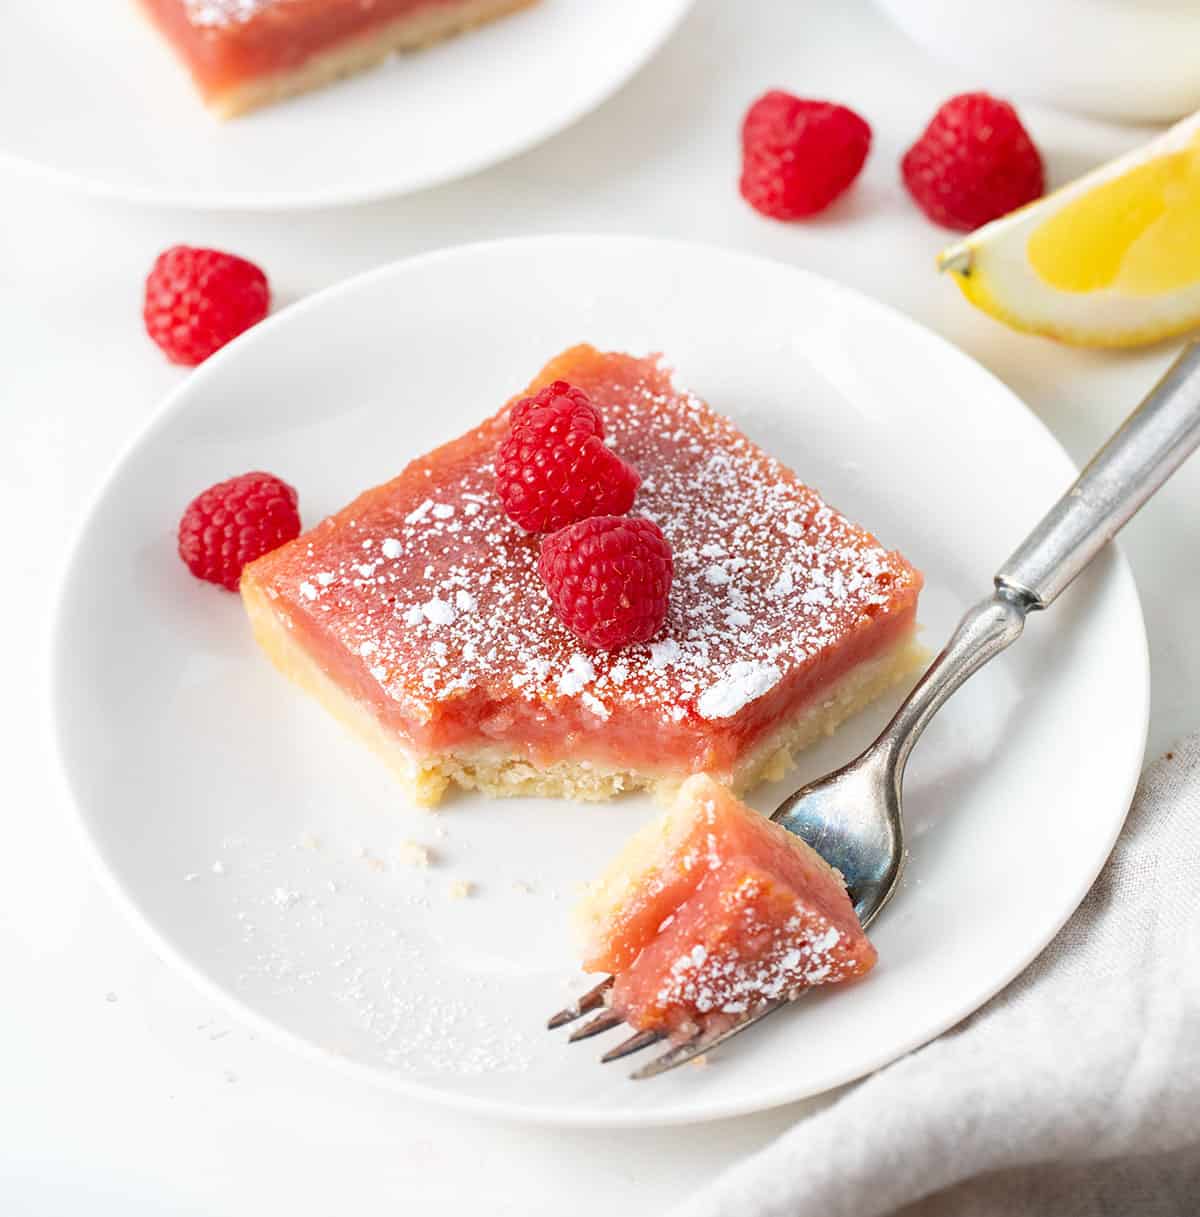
[939,111,1200,347]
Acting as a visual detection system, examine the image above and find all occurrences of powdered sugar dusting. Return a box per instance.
[558,653,596,696]
[255,352,917,755]
[420,597,455,627]
[192,832,539,1077]
[655,897,848,1017]
[697,661,784,720]
[183,0,273,27]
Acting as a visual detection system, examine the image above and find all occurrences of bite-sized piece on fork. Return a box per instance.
[553,775,875,1058]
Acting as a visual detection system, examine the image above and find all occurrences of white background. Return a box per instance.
[2,1,1194,1212]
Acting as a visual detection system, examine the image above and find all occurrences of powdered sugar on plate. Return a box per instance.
[188,828,542,1078]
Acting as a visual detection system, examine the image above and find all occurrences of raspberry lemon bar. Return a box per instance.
[577,775,877,1037]
[241,345,924,806]
[140,0,537,117]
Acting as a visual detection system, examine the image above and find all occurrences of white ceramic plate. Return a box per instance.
[0,0,693,209]
[53,237,1148,1126]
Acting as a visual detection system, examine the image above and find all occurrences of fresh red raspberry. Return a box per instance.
[901,92,1044,231]
[495,382,639,533]
[144,245,270,366]
[740,91,871,220]
[178,471,300,591]
[538,516,673,650]
[507,380,604,437]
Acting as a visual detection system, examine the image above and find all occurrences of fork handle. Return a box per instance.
[995,341,1200,608]
[879,342,1200,775]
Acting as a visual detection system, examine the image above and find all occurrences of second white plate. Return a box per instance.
[53,236,1148,1126]
[0,0,693,209]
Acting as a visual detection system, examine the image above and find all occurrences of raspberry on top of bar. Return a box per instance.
[241,345,922,805]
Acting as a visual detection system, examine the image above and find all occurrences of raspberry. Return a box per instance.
[507,380,603,437]
[495,382,639,533]
[144,245,270,366]
[740,91,871,220]
[538,516,673,650]
[901,92,1044,232]
[178,471,300,591]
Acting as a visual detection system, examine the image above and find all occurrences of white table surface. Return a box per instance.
[3,2,1194,1213]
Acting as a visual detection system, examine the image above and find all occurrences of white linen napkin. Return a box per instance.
[674,736,1200,1217]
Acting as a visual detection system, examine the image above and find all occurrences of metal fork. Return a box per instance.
[549,342,1200,1079]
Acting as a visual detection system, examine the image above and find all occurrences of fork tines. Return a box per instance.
[546,976,614,1030]
[548,975,793,1078]
[548,976,666,1064]
[568,1009,622,1041]
[629,998,788,1078]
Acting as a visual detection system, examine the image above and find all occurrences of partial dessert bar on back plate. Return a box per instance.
[140,0,538,117]
[241,344,924,806]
